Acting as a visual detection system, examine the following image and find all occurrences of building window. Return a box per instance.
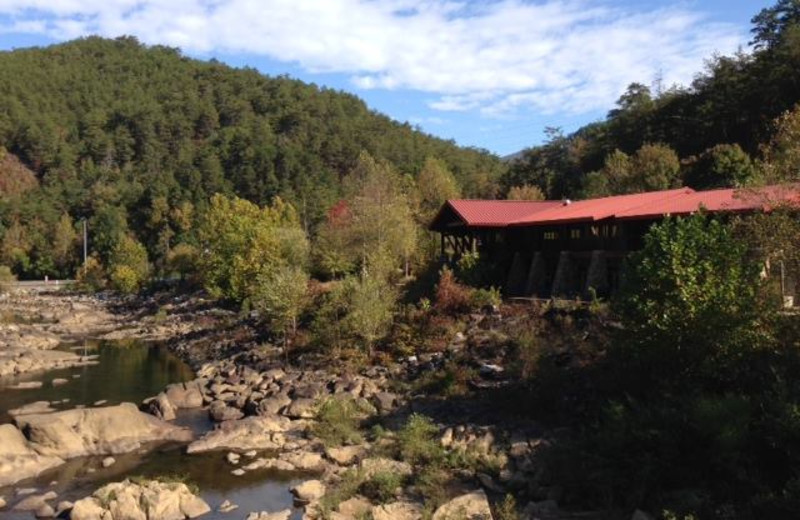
[570,229,581,239]
[544,231,558,240]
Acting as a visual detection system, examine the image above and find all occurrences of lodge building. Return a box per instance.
[429,185,800,301]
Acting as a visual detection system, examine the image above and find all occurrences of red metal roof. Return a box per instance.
[445,199,562,227]
[615,185,800,220]
[509,187,694,226]
[432,184,800,230]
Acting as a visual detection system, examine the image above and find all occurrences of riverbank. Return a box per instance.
[0,290,622,520]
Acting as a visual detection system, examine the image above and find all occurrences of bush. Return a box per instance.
[110,264,141,294]
[312,397,373,447]
[360,470,404,503]
[76,256,106,292]
[470,286,501,309]
[0,265,16,293]
[434,267,471,314]
[396,414,445,467]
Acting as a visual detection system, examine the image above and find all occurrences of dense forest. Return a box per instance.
[1,1,799,284]
[503,0,800,199]
[0,36,502,279]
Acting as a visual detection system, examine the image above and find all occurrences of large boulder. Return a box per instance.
[372,501,424,520]
[70,479,211,520]
[143,392,177,421]
[208,400,244,422]
[255,394,292,416]
[283,398,317,419]
[432,490,493,520]
[0,424,64,487]
[16,403,193,458]
[290,480,325,503]
[165,381,205,409]
[186,415,294,454]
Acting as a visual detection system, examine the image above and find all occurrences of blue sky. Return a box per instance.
[0,1,773,156]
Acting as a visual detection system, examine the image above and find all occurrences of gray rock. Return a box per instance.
[433,490,492,520]
[290,480,325,503]
[372,501,424,520]
[283,398,317,419]
[218,499,238,513]
[165,381,205,409]
[0,424,64,487]
[143,392,177,421]
[371,392,397,413]
[246,510,291,520]
[187,415,294,454]
[256,394,292,416]
[15,403,193,459]
[209,400,245,422]
[35,503,55,518]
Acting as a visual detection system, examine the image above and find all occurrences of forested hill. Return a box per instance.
[503,0,800,199]
[0,36,502,278]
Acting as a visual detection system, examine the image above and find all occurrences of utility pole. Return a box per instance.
[82,219,88,271]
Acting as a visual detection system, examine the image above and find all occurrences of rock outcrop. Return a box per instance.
[70,479,211,520]
[186,415,294,453]
[16,403,193,458]
[432,490,493,520]
[0,424,64,487]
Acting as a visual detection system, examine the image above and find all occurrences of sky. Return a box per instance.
[0,1,774,156]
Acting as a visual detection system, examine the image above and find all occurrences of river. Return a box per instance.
[0,339,304,519]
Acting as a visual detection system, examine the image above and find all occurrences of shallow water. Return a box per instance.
[0,339,305,519]
[0,339,195,422]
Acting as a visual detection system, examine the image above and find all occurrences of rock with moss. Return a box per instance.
[70,478,210,520]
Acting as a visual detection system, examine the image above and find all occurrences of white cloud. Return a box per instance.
[0,0,747,117]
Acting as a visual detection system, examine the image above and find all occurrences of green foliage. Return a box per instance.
[506,184,544,201]
[197,193,307,303]
[165,242,199,281]
[360,471,404,503]
[250,264,309,343]
[0,265,16,293]
[469,287,502,309]
[312,397,372,448]
[761,104,800,183]
[108,234,150,294]
[617,214,770,379]
[684,143,759,189]
[434,267,471,314]
[396,414,444,467]
[504,5,800,199]
[76,256,106,292]
[0,37,501,280]
[548,212,800,516]
[494,495,520,520]
[344,270,397,355]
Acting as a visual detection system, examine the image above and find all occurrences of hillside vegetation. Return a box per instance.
[0,36,501,279]
[503,0,800,199]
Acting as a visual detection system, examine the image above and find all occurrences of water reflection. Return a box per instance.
[0,339,194,422]
[0,340,304,519]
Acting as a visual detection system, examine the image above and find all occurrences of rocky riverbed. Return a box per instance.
[0,291,632,520]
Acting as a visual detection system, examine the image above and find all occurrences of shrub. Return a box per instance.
[470,286,501,310]
[434,267,470,314]
[360,470,404,503]
[396,414,445,467]
[76,256,106,292]
[312,397,373,447]
[0,265,16,293]
[495,494,520,520]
